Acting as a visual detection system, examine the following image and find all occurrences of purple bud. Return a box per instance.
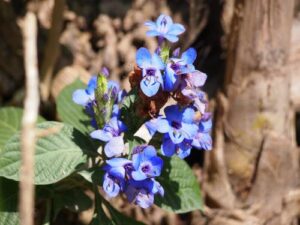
[101,67,109,77]
[102,93,109,102]
[172,48,180,57]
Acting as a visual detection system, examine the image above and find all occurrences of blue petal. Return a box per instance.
[144,21,157,30]
[181,123,198,139]
[189,70,207,87]
[106,158,132,167]
[136,47,151,68]
[164,105,182,123]
[156,14,173,31]
[164,34,179,43]
[132,170,147,181]
[182,107,195,124]
[117,120,127,132]
[153,180,164,196]
[148,156,163,177]
[156,118,170,133]
[140,76,160,97]
[104,136,124,157]
[177,148,191,159]
[72,89,90,106]
[168,23,185,36]
[146,30,160,37]
[86,76,97,95]
[112,104,120,117]
[168,129,185,144]
[90,129,112,142]
[135,189,154,208]
[200,119,212,133]
[161,136,176,157]
[192,133,212,150]
[163,65,177,91]
[145,119,158,136]
[143,146,157,159]
[181,48,197,65]
[109,167,125,179]
[103,174,120,198]
[152,53,165,70]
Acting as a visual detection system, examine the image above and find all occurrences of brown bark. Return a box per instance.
[204,1,299,224]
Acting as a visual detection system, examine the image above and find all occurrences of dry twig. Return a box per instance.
[19,11,40,225]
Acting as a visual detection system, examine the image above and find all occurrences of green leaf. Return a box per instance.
[0,212,18,225]
[0,107,45,151]
[0,122,90,184]
[156,156,203,213]
[0,178,19,225]
[57,79,93,134]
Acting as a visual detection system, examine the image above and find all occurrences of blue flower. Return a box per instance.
[72,76,97,106]
[90,117,127,157]
[125,178,164,208]
[131,145,163,181]
[136,47,165,97]
[164,48,197,91]
[103,158,132,198]
[145,105,198,158]
[192,118,213,150]
[148,105,198,143]
[145,14,185,43]
[162,135,193,158]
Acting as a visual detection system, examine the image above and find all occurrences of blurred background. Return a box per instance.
[1,0,300,224]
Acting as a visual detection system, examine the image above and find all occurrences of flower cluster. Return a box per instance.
[72,14,212,208]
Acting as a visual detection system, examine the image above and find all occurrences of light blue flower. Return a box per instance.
[161,134,193,158]
[145,14,185,43]
[136,47,165,97]
[72,76,97,106]
[125,178,164,208]
[192,118,213,150]
[131,145,163,181]
[164,48,197,91]
[90,117,127,157]
[103,158,132,198]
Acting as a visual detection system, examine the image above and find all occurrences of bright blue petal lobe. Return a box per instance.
[182,107,195,124]
[152,53,165,70]
[164,65,177,91]
[147,156,163,177]
[181,48,197,64]
[146,30,161,37]
[161,136,176,157]
[199,119,212,133]
[164,105,182,123]
[136,47,151,68]
[86,76,97,94]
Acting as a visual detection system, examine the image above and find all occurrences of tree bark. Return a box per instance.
[204,1,299,224]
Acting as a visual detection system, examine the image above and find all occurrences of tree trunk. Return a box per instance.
[203,1,300,224]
